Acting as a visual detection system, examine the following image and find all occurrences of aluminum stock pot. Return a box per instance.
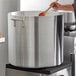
[8,11,64,68]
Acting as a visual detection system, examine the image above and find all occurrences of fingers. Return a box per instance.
[53,7,58,10]
[50,3,58,8]
[50,2,61,10]
[50,2,56,7]
[50,2,61,7]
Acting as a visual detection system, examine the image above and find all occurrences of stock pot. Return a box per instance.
[8,11,64,68]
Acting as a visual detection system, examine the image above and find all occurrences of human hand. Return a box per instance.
[50,2,62,10]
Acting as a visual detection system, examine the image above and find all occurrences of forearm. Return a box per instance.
[60,4,74,11]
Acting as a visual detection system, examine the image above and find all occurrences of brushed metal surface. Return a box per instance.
[8,11,64,68]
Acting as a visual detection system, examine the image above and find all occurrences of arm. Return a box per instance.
[60,4,74,11]
[50,2,74,11]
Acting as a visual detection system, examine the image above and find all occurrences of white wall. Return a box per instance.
[20,0,74,11]
[0,0,18,76]
[20,0,53,11]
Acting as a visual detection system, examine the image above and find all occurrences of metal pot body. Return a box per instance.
[8,11,64,68]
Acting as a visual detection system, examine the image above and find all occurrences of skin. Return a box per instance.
[50,2,74,11]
